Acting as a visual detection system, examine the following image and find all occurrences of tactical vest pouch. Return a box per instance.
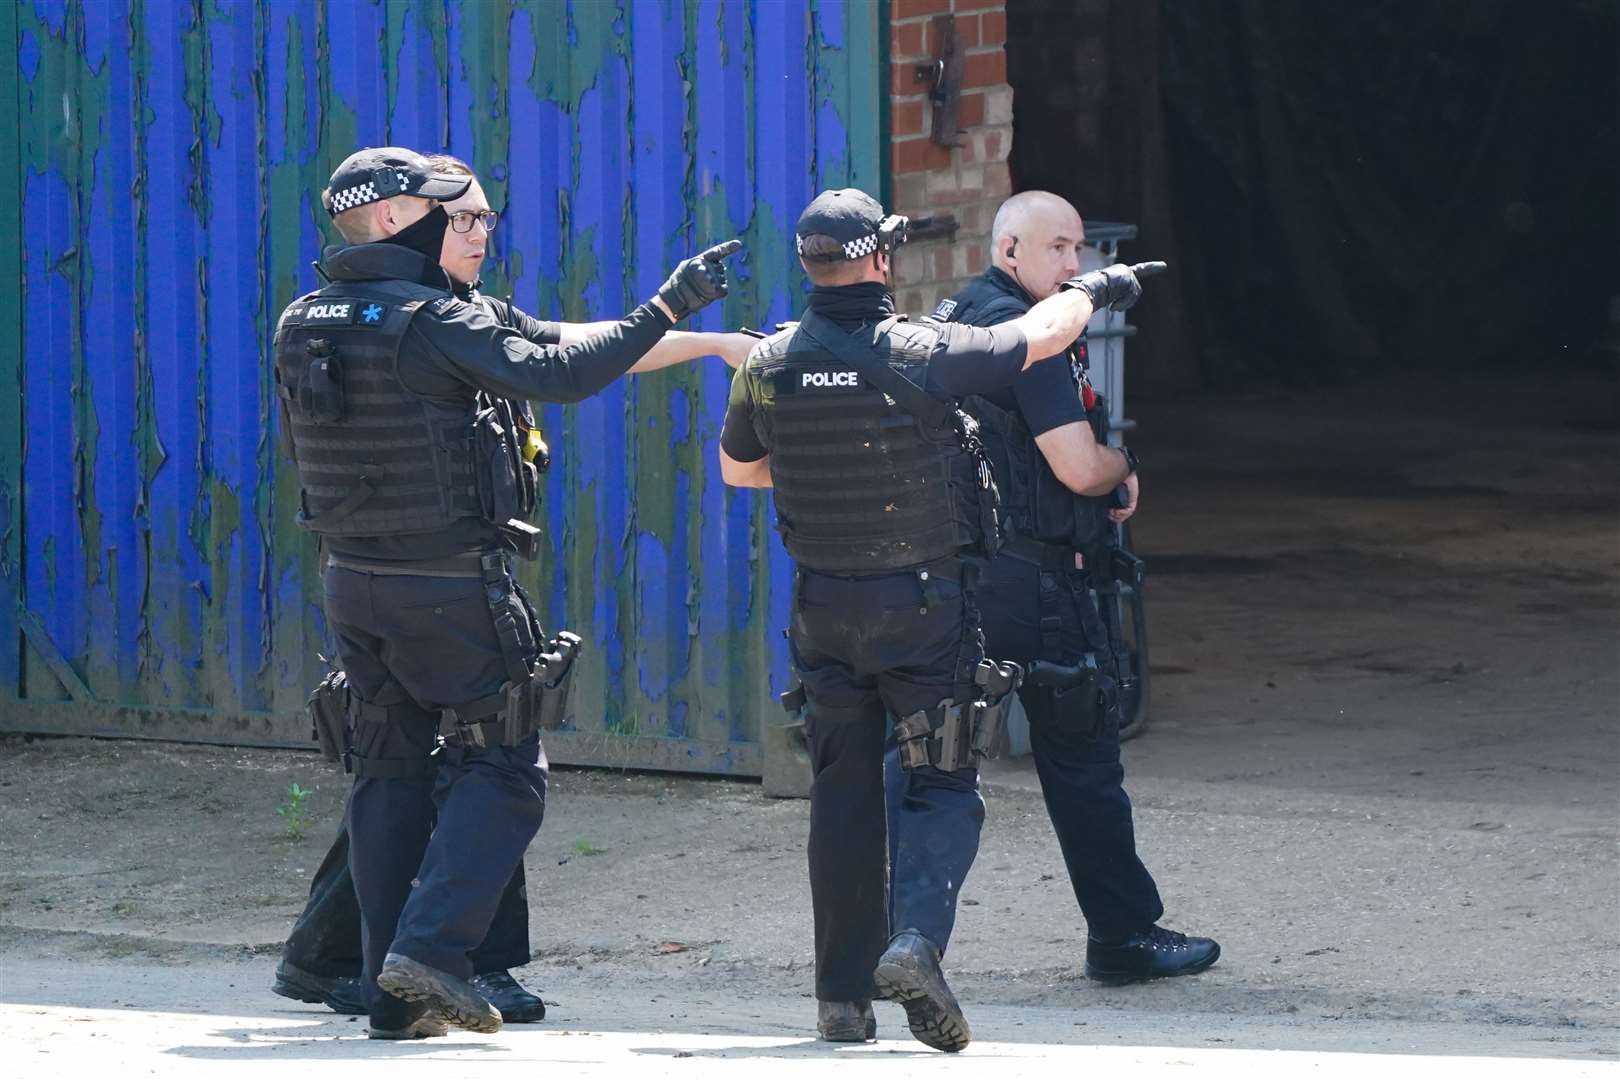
[307,668,350,770]
[473,405,524,526]
[301,339,346,424]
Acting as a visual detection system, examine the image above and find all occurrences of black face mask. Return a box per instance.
[806,280,896,327]
[388,204,450,264]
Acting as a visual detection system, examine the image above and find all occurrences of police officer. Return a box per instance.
[935,190,1219,982]
[717,189,1152,1051]
[273,158,754,1024]
[274,146,739,1039]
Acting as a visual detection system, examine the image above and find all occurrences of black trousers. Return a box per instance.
[280,818,531,981]
[791,560,986,1003]
[976,552,1164,942]
[322,559,548,1028]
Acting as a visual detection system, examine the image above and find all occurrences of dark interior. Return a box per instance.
[1005,0,1620,398]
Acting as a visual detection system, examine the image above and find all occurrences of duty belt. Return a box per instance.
[1000,534,1078,572]
[326,551,485,578]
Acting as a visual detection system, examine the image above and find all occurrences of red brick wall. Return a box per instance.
[889,0,1014,316]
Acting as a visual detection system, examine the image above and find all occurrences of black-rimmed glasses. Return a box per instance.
[449,210,499,234]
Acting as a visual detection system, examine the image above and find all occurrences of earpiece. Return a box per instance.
[1006,236,1019,261]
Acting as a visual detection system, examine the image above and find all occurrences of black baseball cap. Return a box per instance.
[325,147,471,216]
[795,188,887,261]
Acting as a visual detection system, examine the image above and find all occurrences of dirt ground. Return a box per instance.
[2,373,1617,1068]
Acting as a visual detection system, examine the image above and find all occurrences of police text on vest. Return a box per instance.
[802,371,859,388]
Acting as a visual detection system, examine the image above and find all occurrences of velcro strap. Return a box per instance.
[349,697,397,726]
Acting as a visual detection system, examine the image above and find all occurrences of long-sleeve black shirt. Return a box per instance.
[319,242,670,562]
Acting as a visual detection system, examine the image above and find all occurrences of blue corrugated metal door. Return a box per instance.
[1,0,887,776]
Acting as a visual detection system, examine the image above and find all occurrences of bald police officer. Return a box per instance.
[274,146,739,1038]
[718,189,1157,1051]
[937,190,1219,982]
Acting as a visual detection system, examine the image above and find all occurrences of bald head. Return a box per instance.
[990,191,1086,301]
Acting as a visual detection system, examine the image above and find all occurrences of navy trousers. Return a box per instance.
[791,560,986,1003]
[280,817,531,981]
[322,559,548,1028]
[975,551,1163,942]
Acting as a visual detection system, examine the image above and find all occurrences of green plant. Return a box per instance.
[572,838,607,857]
[277,782,313,840]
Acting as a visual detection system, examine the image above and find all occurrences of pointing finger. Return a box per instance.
[702,239,744,262]
[1129,261,1168,278]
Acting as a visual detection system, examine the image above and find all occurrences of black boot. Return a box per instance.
[817,999,876,1042]
[376,952,503,1034]
[1085,925,1221,983]
[873,930,971,1053]
[271,960,368,1015]
[470,971,546,1023]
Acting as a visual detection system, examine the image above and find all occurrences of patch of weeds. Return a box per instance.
[572,839,607,857]
[277,782,313,841]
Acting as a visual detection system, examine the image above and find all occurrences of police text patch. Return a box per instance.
[801,371,861,389]
[288,300,388,327]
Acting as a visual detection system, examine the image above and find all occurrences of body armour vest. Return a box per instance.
[274,278,494,538]
[747,316,987,574]
[940,273,1112,551]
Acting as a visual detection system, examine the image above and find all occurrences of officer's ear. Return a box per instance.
[1004,236,1019,263]
[370,198,399,239]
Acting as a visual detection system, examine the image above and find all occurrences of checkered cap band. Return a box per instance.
[796,232,880,260]
[328,171,413,213]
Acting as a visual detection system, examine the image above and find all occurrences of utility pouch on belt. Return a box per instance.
[498,518,544,561]
[894,659,1023,772]
[306,668,351,770]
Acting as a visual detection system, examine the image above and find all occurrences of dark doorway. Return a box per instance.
[1005,0,1620,396]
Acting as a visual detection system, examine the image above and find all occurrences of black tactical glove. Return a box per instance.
[656,239,743,322]
[1060,260,1167,312]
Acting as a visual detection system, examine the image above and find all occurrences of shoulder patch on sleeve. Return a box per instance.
[428,295,468,318]
[933,297,958,320]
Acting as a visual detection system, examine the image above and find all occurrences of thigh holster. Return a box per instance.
[1024,654,1119,737]
[894,659,1024,772]
[306,667,351,770]
[440,630,584,749]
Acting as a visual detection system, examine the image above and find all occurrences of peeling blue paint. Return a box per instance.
[6,0,883,776]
